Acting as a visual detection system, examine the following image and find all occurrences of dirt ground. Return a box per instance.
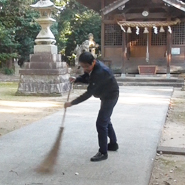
[0,73,81,136]
[0,73,185,185]
[149,88,185,185]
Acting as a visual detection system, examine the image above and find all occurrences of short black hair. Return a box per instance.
[79,52,95,65]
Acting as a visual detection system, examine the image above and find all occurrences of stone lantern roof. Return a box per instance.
[30,0,54,9]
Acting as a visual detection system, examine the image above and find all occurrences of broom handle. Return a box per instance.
[61,82,73,128]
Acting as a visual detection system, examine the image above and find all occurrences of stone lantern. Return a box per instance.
[30,0,57,54]
[16,0,70,96]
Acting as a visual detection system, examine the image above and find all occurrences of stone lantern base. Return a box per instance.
[16,53,70,96]
[34,45,58,54]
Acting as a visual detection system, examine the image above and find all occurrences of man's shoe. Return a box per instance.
[90,152,108,162]
[108,143,119,151]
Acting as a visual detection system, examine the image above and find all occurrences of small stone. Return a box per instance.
[164,181,171,185]
[75,172,79,175]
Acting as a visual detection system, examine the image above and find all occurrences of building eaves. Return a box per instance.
[162,0,185,11]
[101,0,130,15]
[75,0,101,12]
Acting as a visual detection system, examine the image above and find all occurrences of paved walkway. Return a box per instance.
[0,86,173,185]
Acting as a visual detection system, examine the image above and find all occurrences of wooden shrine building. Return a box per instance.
[76,0,185,75]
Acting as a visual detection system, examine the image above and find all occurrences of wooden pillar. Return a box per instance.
[167,27,172,78]
[146,32,149,63]
[148,28,152,64]
[167,32,172,77]
[101,0,105,58]
[121,31,127,77]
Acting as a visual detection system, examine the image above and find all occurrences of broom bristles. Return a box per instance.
[35,127,64,174]
[36,83,72,174]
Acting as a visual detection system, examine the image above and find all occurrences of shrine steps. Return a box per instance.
[116,74,184,87]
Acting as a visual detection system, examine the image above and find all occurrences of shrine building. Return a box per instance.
[76,0,185,75]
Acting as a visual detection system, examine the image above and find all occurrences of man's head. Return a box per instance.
[79,52,96,73]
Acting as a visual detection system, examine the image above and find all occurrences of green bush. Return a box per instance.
[67,54,76,66]
[3,68,15,75]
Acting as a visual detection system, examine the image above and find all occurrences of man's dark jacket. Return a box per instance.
[71,60,119,105]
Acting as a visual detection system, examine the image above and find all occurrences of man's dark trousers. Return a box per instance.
[96,96,118,154]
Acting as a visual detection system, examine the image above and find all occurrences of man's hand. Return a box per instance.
[69,77,76,83]
[64,102,72,109]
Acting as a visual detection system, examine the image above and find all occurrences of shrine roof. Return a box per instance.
[163,0,185,11]
[76,0,185,14]
[75,0,101,12]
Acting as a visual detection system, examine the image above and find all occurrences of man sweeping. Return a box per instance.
[64,52,119,162]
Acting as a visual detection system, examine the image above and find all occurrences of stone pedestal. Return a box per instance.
[16,53,70,96]
[34,45,58,54]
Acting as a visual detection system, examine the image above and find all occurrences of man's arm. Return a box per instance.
[64,91,92,108]
[71,91,92,105]
[64,73,90,108]
[64,70,112,108]
[75,73,89,84]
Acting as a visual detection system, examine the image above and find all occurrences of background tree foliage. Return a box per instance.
[56,0,101,56]
[0,0,41,69]
[0,0,101,71]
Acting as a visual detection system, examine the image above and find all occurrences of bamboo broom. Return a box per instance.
[36,83,72,173]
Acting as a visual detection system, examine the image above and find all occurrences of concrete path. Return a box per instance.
[0,86,173,185]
